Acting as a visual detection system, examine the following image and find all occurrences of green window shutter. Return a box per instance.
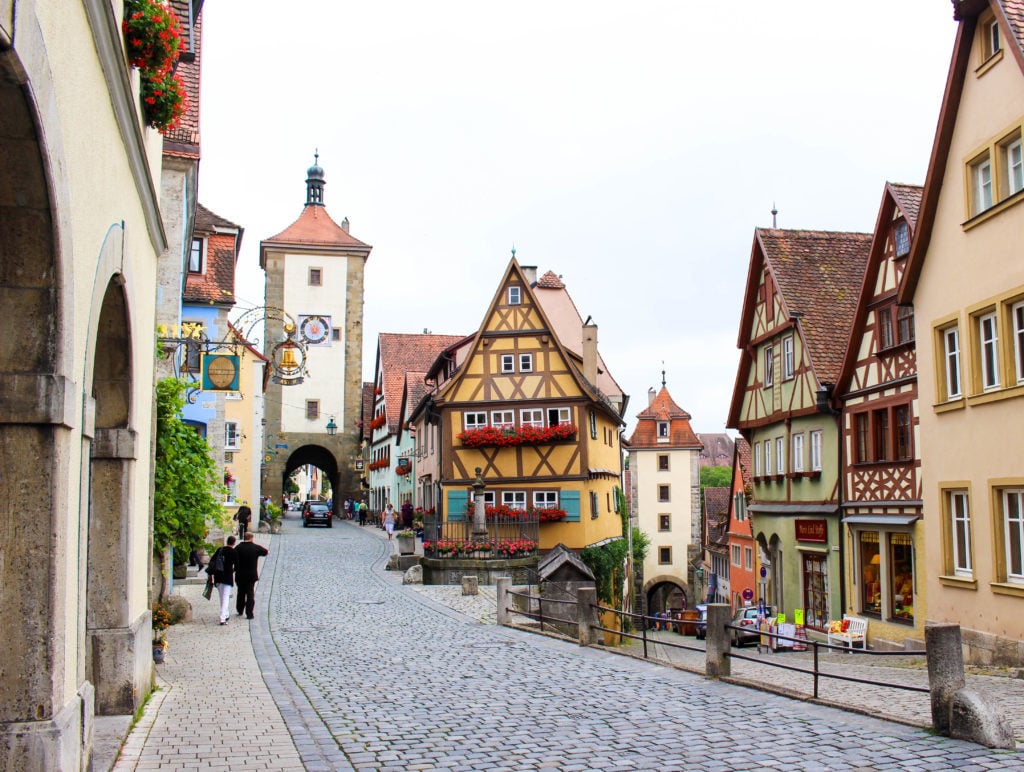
[447,490,468,521]
[561,490,580,522]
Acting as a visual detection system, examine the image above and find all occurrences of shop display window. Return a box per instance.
[860,531,881,615]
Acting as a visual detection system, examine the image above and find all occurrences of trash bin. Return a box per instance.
[680,609,700,635]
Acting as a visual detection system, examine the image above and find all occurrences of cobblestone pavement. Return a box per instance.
[254,518,1023,771]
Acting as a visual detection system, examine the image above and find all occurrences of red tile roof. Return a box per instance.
[183,203,241,305]
[735,437,752,489]
[360,382,375,442]
[536,270,565,289]
[376,333,464,432]
[263,204,370,251]
[757,228,872,385]
[705,487,731,546]
[888,183,924,229]
[163,0,200,154]
[627,386,703,449]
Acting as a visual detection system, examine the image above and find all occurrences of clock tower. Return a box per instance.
[259,156,372,507]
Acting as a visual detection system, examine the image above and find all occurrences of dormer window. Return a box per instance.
[508,286,521,305]
[188,238,204,273]
[893,221,910,257]
[657,421,669,438]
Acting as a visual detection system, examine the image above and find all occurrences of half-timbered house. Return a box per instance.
[627,385,703,613]
[728,228,871,630]
[898,0,1024,665]
[427,260,628,551]
[836,183,925,649]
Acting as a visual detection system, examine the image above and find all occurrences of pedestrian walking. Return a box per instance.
[382,502,396,540]
[207,536,237,625]
[233,504,252,541]
[234,532,269,620]
[358,499,368,526]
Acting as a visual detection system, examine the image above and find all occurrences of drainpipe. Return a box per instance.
[816,382,845,614]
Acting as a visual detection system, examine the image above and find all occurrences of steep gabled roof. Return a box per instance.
[735,437,752,490]
[377,333,463,432]
[184,203,242,306]
[396,371,430,444]
[705,487,731,547]
[262,205,370,253]
[360,381,375,442]
[902,0,1024,301]
[836,182,923,396]
[627,386,703,449]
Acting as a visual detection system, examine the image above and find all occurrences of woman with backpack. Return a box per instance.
[206,535,237,625]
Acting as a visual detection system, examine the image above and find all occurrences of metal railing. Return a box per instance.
[421,513,539,559]
[506,588,579,635]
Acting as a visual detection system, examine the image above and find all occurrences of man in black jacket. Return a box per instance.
[234,532,269,619]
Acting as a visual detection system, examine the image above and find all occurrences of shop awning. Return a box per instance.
[747,503,839,515]
[842,514,920,526]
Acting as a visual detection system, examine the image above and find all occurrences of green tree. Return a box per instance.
[581,527,650,607]
[700,465,732,490]
[154,378,225,560]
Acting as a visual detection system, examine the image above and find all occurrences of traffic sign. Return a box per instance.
[742,588,754,601]
[760,566,767,578]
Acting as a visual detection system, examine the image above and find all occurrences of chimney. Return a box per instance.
[583,321,598,386]
[648,387,656,405]
[521,265,537,285]
[341,217,350,232]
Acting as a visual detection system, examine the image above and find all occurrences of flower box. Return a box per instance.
[457,424,577,448]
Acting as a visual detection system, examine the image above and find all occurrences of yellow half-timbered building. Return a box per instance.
[429,260,628,550]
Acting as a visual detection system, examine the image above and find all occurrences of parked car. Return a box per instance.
[730,605,770,646]
[302,501,332,528]
[694,604,708,640]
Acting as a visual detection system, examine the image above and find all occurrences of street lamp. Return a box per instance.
[325,416,337,436]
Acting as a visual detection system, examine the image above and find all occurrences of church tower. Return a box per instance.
[259,156,371,508]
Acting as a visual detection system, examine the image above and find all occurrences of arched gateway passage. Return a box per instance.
[645,578,688,615]
[284,444,340,516]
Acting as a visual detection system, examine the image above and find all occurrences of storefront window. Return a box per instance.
[802,553,829,629]
[860,531,881,615]
[889,533,914,622]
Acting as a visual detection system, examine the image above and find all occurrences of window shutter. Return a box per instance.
[447,490,469,522]
[561,490,581,522]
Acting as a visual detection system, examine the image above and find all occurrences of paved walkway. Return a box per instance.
[102,518,1024,770]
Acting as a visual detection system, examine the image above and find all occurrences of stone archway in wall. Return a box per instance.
[644,576,688,614]
[284,444,340,516]
[86,278,140,715]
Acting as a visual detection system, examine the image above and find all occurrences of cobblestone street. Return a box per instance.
[111,516,1024,770]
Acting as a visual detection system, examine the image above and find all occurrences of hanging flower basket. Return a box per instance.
[457,424,577,448]
[123,0,182,74]
[140,68,187,132]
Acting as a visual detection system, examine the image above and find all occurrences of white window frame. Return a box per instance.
[225,421,240,450]
[519,353,533,372]
[782,336,794,380]
[792,433,805,473]
[548,407,571,426]
[1003,489,1024,583]
[979,312,1000,391]
[764,440,772,476]
[657,421,669,438]
[943,326,962,399]
[810,430,823,472]
[464,411,487,430]
[753,442,760,477]
[974,156,993,215]
[491,410,514,430]
[776,437,785,475]
[188,237,204,273]
[500,354,515,373]
[988,17,1001,57]
[1006,138,1024,196]
[533,491,559,509]
[1013,302,1024,384]
[763,345,774,387]
[744,547,753,570]
[950,490,973,578]
[731,545,742,566]
[520,408,544,428]
[501,490,527,509]
[508,286,521,305]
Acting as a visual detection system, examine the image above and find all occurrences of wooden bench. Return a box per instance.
[826,615,868,651]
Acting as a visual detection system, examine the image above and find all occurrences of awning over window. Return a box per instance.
[842,514,920,526]
[747,503,838,515]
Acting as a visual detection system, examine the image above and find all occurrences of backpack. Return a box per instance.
[209,549,226,575]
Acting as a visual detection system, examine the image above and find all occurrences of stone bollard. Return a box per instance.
[462,575,479,596]
[576,587,599,646]
[705,604,732,679]
[926,622,1014,749]
[496,577,511,626]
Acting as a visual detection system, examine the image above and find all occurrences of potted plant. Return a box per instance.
[152,602,171,663]
[396,529,416,556]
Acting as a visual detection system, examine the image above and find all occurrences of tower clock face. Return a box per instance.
[205,355,238,389]
[300,315,329,344]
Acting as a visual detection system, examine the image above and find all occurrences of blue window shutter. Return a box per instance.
[447,490,468,521]
[561,490,580,522]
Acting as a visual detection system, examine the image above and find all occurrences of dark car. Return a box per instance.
[729,605,769,646]
[302,501,332,528]
[694,604,708,640]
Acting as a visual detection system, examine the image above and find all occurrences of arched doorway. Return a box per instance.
[284,444,341,517]
[645,578,688,615]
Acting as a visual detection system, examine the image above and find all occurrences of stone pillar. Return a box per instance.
[471,467,488,539]
[705,604,732,678]
[461,576,479,596]
[576,587,599,646]
[926,623,965,737]
[496,577,511,626]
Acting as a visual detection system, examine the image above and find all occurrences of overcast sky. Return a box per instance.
[198,2,956,436]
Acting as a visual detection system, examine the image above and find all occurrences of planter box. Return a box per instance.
[396,534,416,555]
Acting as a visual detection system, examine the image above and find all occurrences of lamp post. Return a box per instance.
[325,416,337,436]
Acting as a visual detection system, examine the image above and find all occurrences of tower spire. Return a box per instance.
[305,150,325,206]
